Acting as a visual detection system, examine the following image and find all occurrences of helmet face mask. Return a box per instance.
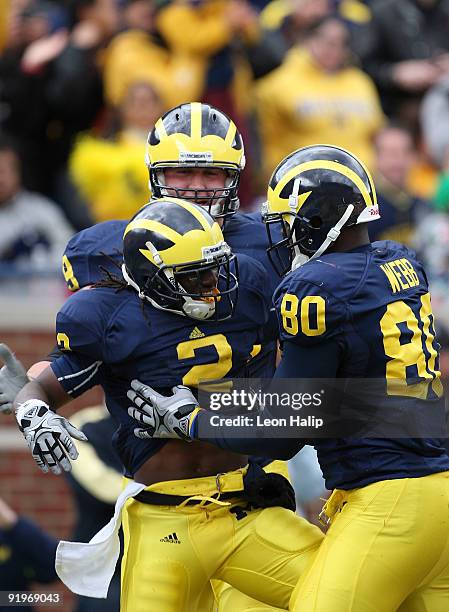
[264,209,295,278]
[174,263,220,297]
[263,145,379,275]
[146,102,245,218]
[122,198,238,321]
[150,166,240,218]
[143,253,237,321]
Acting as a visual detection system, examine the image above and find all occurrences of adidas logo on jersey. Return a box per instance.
[189,327,205,339]
[160,533,181,544]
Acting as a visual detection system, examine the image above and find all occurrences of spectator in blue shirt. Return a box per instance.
[0,496,58,612]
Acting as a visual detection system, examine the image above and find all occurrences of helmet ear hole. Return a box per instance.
[310,216,322,229]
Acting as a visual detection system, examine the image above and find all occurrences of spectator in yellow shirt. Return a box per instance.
[69,81,163,223]
[103,0,261,112]
[102,0,203,110]
[256,15,384,181]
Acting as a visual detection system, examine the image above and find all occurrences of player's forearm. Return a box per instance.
[14,380,52,410]
[191,342,340,453]
[14,366,70,413]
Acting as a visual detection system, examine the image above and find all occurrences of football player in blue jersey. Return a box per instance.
[13,198,323,612]
[127,146,449,611]
[61,102,281,381]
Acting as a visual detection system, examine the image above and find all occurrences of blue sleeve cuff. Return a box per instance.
[189,408,201,439]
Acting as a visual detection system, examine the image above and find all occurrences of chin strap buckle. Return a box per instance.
[288,178,302,213]
[327,226,341,242]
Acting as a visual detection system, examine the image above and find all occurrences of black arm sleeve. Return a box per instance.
[261,307,279,343]
[275,339,340,378]
[195,339,341,457]
[196,408,303,459]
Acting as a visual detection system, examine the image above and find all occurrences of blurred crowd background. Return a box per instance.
[1,0,449,291]
[2,2,449,610]
[1,0,449,332]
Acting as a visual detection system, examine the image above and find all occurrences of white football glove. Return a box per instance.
[0,344,29,415]
[15,399,88,474]
[127,380,201,441]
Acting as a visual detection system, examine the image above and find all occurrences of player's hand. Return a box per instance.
[15,399,88,475]
[21,29,69,74]
[391,59,440,91]
[0,344,29,415]
[127,380,201,441]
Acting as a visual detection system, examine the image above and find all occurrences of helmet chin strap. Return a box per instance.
[291,250,310,270]
[182,297,216,320]
[288,178,308,270]
[289,178,301,213]
[291,204,355,271]
[122,264,145,299]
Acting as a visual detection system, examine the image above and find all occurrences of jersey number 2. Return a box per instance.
[177,334,233,388]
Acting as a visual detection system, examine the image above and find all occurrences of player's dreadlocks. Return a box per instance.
[92,251,150,321]
[92,251,129,293]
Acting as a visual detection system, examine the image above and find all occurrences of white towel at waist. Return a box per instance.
[55,481,146,598]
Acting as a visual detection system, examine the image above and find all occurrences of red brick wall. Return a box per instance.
[1,330,104,612]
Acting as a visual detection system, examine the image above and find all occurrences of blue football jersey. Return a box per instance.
[225,212,282,377]
[224,212,282,295]
[62,213,281,293]
[274,240,449,489]
[51,254,271,477]
[62,220,125,291]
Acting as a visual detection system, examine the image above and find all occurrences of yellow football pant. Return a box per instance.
[121,498,322,611]
[290,471,449,612]
[214,461,298,612]
[214,580,285,611]
[120,461,301,612]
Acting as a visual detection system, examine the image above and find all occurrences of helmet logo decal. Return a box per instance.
[201,242,230,262]
[297,190,312,211]
[179,151,213,163]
